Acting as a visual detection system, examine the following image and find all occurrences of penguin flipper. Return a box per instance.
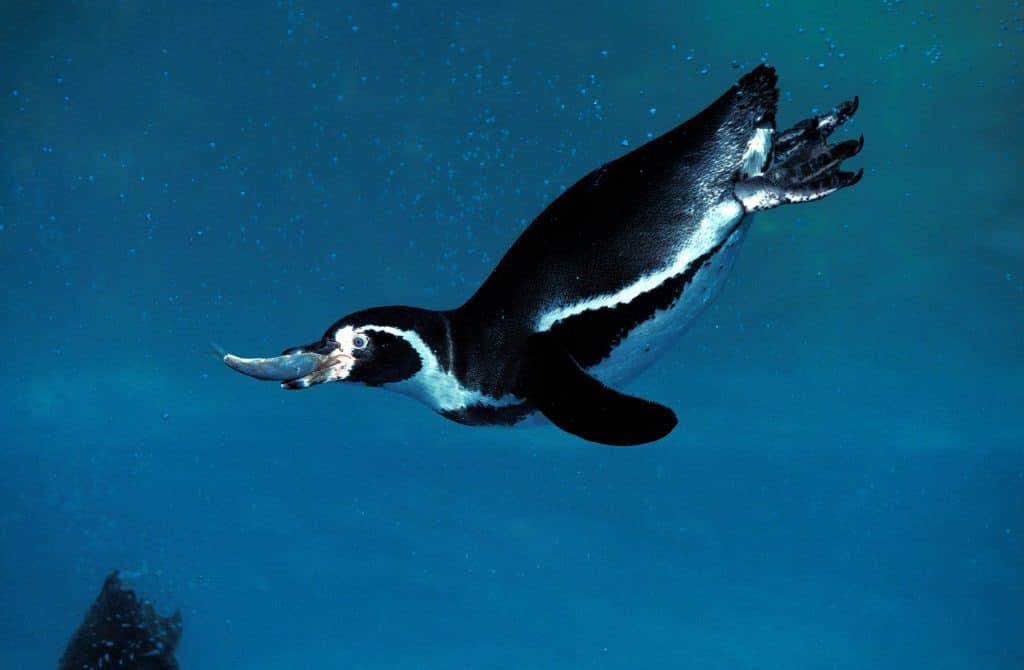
[523,332,678,446]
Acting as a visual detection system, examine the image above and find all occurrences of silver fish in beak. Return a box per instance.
[223,337,356,389]
[223,351,325,382]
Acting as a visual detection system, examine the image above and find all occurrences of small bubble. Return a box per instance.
[648,107,657,115]
[699,66,709,76]
[620,138,630,147]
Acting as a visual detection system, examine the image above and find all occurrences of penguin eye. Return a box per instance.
[352,334,369,349]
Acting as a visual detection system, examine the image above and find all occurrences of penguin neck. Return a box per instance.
[359,306,459,407]
[369,305,526,412]
[443,306,529,399]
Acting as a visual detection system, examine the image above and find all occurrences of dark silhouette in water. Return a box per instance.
[59,571,182,670]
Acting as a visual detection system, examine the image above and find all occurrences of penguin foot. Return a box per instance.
[736,97,863,211]
[774,97,859,164]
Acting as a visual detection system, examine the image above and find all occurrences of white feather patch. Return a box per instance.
[536,199,744,332]
[369,325,522,412]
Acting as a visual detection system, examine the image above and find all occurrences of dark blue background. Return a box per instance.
[2,1,1022,667]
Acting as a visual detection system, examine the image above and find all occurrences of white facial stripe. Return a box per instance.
[334,325,357,348]
[323,325,361,380]
[366,324,521,412]
[536,199,744,332]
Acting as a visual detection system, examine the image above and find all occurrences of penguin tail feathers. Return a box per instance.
[679,64,779,168]
[734,64,779,128]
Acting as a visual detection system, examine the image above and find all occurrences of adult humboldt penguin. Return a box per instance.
[224,65,864,445]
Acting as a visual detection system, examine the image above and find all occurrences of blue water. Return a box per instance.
[3,2,1022,668]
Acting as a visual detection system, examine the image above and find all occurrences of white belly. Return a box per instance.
[588,217,752,387]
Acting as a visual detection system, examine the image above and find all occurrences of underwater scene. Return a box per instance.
[2,1,1022,667]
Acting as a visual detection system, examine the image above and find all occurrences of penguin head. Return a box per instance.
[275,307,435,390]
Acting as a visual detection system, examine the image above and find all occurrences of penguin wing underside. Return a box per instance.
[523,332,678,446]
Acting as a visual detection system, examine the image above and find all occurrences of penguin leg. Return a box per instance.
[519,332,678,446]
[736,97,863,211]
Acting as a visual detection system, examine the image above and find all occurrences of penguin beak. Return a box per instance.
[223,340,347,389]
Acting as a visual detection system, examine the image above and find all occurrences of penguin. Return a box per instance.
[224,65,863,445]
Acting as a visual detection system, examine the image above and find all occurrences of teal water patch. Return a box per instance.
[1,1,1021,667]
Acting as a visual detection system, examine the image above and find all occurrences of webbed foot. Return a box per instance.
[737,97,863,211]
